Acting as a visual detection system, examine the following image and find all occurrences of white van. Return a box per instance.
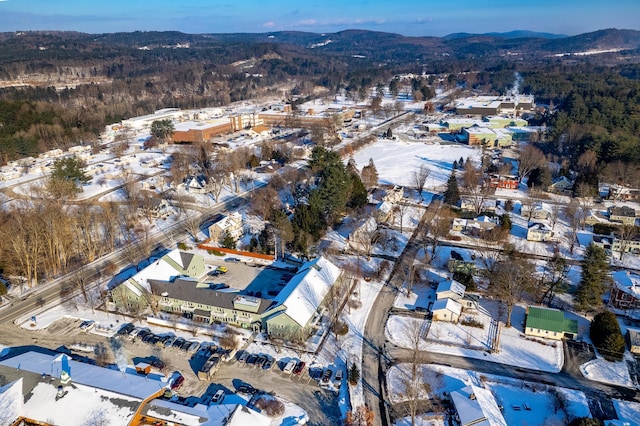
[283,360,297,374]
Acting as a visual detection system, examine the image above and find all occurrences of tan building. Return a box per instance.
[208,212,244,243]
[172,119,232,143]
[432,298,462,322]
[609,206,637,226]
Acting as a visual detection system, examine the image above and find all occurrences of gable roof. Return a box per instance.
[271,256,341,327]
[436,280,466,298]
[211,212,243,231]
[450,385,507,426]
[432,298,462,316]
[612,271,640,300]
[126,249,202,293]
[526,306,578,334]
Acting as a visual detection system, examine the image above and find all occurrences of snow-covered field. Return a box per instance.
[386,299,563,373]
[350,140,480,189]
[580,355,635,388]
[613,399,640,426]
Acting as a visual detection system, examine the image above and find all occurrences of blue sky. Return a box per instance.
[0,0,638,36]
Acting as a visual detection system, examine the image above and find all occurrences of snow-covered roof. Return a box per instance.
[0,379,23,425]
[451,385,507,426]
[528,222,552,231]
[436,280,466,298]
[612,271,640,300]
[273,256,342,327]
[432,298,462,316]
[128,249,199,293]
[211,212,242,231]
[0,351,166,400]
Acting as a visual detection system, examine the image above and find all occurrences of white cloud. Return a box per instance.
[262,21,275,28]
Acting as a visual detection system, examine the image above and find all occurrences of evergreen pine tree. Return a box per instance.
[348,363,360,385]
[443,171,460,205]
[576,243,609,311]
[459,156,465,168]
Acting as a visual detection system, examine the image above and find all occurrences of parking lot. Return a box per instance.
[202,261,295,298]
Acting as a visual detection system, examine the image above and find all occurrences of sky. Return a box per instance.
[0,0,638,37]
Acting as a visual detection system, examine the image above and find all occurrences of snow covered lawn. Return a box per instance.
[386,300,563,373]
[393,283,436,311]
[350,140,480,189]
[580,355,635,388]
[613,399,640,425]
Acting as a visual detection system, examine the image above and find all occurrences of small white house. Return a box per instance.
[432,298,462,322]
[527,222,554,242]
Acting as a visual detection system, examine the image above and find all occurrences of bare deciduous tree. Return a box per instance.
[412,164,430,200]
[517,144,546,182]
[488,254,535,327]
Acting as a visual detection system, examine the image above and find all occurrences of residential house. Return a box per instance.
[264,256,342,339]
[459,198,497,214]
[448,250,476,275]
[382,185,404,204]
[610,271,640,312]
[608,206,637,226]
[348,217,379,254]
[466,216,498,237]
[450,385,507,426]
[527,222,554,242]
[585,211,610,226]
[208,212,244,243]
[149,278,272,331]
[590,234,613,251]
[487,174,518,190]
[548,176,573,195]
[451,218,467,232]
[612,234,640,255]
[375,201,394,223]
[431,298,462,322]
[524,306,578,340]
[141,198,173,219]
[627,329,640,355]
[436,280,466,301]
[183,175,213,194]
[531,202,552,220]
[110,250,205,312]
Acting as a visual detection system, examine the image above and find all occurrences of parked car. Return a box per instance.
[150,359,165,370]
[142,333,155,343]
[79,320,95,332]
[237,351,249,363]
[186,341,200,352]
[334,369,343,383]
[170,374,184,390]
[150,335,161,345]
[293,361,306,375]
[262,357,273,370]
[212,389,225,403]
[237,384,257,394]
[129,327,143,339]
[117,323,135,336]
[172,337,185,348]
[246,354,258,366]
[256,355,267,368]
[321,369,333,383]
[180,340,192,351]
[283,360,297,374]
[224,257,241,263]
[217,266,229,273]
[163,336,176,347]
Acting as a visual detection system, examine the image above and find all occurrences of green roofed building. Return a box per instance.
[524,306,578,340]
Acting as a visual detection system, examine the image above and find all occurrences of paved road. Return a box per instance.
[362,207,431,426]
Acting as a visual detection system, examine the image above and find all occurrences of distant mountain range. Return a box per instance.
[0,28,639,68]
[443,30,568,40]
